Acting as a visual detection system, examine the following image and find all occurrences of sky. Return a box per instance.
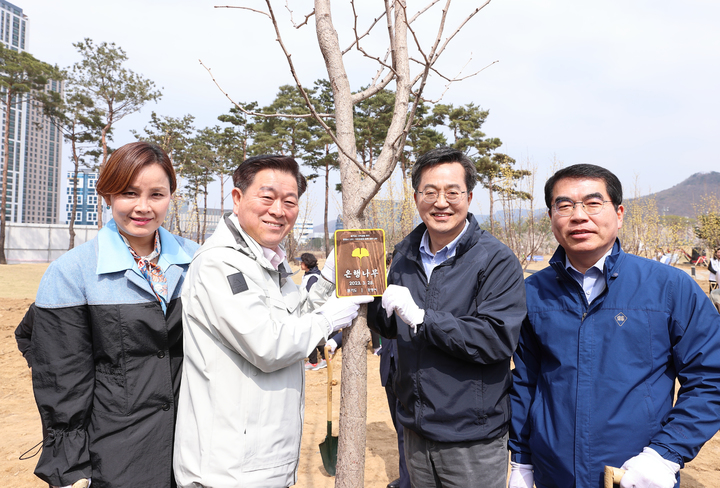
[22,0,720,224]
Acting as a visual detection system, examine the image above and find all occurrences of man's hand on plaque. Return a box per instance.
[382,285,425,334]
[318,294,374,334]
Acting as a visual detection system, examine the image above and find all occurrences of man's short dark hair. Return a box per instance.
[300,252,317,269]
[544,163,623,212]
[411,147,477,193]
[233,154,307,197]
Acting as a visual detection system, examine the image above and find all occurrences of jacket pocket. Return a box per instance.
[242,364,303,471]
[94,364,128,415]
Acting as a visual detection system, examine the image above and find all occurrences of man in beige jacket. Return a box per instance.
[174,155,370,487]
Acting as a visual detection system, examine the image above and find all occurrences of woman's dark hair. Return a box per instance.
[544,163,623,212]
[96,142,176,204]
[301,252,317,269]
[233,154,307,197]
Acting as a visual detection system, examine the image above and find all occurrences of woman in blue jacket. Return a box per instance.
[31,142,198,488]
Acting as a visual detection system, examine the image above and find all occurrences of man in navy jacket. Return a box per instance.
[509,164,720,488]
[369,147,526,488]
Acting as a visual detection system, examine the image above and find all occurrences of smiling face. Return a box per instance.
[414,162,473,254]
[232,168,300,250]
[550,177,624,273]
[110,163,172,256]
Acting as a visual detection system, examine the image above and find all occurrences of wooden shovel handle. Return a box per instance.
[325,344,333,423]
[604,466,625,488]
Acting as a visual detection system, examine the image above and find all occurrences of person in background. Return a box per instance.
[173,154,371,487]
[708,247,720,292]
[369,147,526,488]
[302,252,329,370]
[30,142,199,488]
[300,252,321,290]
[509,163,720,488]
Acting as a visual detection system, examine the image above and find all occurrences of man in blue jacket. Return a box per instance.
[509,164,720,488]
[369,147,526,488]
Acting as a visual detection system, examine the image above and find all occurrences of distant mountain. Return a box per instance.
[632,172,720,218]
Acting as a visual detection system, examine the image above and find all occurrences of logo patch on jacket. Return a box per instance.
[227,272,249,294]
[614,312,627,326]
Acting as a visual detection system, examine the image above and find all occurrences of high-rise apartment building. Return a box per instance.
[0,0,64,224]
[65,170,99,225]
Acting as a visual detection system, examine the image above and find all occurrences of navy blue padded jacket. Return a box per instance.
[369,214,526,443]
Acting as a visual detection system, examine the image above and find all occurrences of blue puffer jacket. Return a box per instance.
[510,240,720,488]
[369,214,526,443]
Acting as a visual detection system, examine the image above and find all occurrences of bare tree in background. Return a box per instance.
[205,2,493,485]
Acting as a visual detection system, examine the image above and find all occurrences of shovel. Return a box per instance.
[604,466,625,488]
[319,344,338,476]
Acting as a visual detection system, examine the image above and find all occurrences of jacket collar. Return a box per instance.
[96,219,193,276]
[395,213,481,264]
[549,238,624,282]
[212,212,292,277]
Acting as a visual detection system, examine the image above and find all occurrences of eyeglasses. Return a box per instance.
[416,189,466,204]
[553,199,612,217]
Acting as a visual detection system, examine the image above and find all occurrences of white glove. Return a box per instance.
[326,338,338,354]
[321,249,336,284]
[382,284,425,333]
[620,447,680,488]
[508,462,533,488]
[317,294,373,334]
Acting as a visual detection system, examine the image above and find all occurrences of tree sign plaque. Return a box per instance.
[334,229,387,297]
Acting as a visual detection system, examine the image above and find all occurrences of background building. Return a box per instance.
[0,0,63,224]
[293,219,314,244]
[65,170,99,225]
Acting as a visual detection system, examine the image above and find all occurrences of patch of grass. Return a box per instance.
[0,263,50,300]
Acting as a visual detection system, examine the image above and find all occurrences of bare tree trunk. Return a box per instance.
[314,2,411,486]
[220,175,226,216]
[174,196,183,237]
[194,195,200,244]
[201,174,209,244]
[96,121,112,229]
[0,91,13,264]
[69,135,80,250]
[488,179,495,235]
[324,151,330,255]
[315,2,367,484]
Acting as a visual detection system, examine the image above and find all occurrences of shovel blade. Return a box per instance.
[319,421,338,476]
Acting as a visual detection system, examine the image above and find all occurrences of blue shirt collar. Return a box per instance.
[419,219,470,261]
[565,246,613,276]
[96,219,193,275]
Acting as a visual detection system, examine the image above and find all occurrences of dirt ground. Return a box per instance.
[1,262,719,487]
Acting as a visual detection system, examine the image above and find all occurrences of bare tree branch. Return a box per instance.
[367,48,392,87]
[430,0,492,64]
[383,0,398,69]
[356,45,397,77]
[198,59,333,119]
[214,5,270,18]
[346,1,395,75]
[412,59,499,104]
[285,1,315,29]
[260,0,375,182]
[342,4,387,55]
[410,57,499,84]
[407,0,443,24]
[351,71,395,104]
